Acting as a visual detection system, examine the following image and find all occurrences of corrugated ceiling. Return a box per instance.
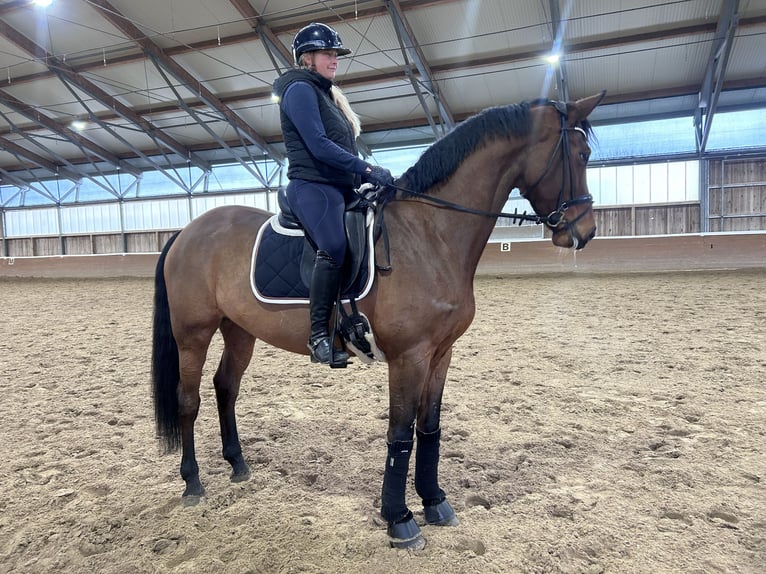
[0,0,763,186]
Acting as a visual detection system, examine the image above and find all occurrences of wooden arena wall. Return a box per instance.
[1,233,763,278]
[0,197,760,259]
[0,230,179,258]
[707,156,766,232]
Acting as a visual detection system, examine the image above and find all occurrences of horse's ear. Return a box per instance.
[567,91,606,124]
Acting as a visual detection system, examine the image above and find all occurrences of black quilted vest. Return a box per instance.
[273,69,359,187]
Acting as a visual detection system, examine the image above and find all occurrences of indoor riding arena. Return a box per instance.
[1,2,764,574]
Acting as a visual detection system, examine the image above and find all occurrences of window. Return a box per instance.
[587,160,699,206]
[367,144,429,177]
[706,108,766,152]
[592,116,697,160]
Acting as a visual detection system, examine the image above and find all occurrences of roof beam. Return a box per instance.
[0,106,126,195]
[228,0,294,73]
[0,88,140,176]
[386,0,455,133]
[547,0,570,101]
[0,166,59,203]
[0,3,764,164]
[148,56,273,187]
[0,0,464,88]
[0,1,27,15]
[0,136,83,182]
[0,10,764,91]
[55,76,197,193]
[0,18,210,173]
[0,128,131,198]
[695,0,740,153]
[88,0,284,164]
[4,67,765,160]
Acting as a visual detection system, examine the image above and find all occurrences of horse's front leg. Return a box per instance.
[415,348,458,527]
[214,320,255,482]
[382,352,428,550]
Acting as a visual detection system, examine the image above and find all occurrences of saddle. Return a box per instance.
[276,187,369,294]
[249,185,385,363]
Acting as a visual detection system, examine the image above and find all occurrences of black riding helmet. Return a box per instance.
[292,22,351,64]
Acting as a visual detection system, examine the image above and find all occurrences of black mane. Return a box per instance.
[398,102,534,194]
[396,100,595,195]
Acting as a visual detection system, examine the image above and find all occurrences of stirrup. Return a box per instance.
[308,336,349,368]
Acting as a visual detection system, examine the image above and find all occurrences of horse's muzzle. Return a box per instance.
[553,225,596,250]
[574,226,597,250]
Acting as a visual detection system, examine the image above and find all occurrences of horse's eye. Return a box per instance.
[579,152,589,163]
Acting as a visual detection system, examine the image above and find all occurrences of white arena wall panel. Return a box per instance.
[4,207,59,236]
[124,198,190,231]
[61,203,122,234]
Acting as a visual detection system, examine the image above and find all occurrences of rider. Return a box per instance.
[273,22,394,365]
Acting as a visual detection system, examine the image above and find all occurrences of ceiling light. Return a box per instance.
[545,53,560,65]
[70,119,87,131]
[33,0,54,7]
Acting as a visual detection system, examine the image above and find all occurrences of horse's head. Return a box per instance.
[517,92,605,250]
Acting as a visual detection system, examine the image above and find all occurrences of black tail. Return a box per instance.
[151,231,182,453]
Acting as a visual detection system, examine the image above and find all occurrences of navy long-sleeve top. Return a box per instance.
[280,81,370,176]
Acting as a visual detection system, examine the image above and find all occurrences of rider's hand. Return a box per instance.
[365,165,394,187]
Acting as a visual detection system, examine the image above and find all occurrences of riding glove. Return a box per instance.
[365,165,395,187]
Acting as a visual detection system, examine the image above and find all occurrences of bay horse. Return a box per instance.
[151,92,605,549]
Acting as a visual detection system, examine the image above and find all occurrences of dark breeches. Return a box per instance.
[286,179,351,265]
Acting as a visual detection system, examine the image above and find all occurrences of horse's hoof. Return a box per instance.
[230,461,251,483]
[424,499,459,527]
[182,478,205,501]
[182,494,204,507]
[387,516,426,550]
[230,469,251,483]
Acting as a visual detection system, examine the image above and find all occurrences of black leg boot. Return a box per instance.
[308,251,350,365]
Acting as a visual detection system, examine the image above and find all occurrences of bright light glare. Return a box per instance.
[545,53,560,64]
[33,0,54,7]
[70,120,87,131]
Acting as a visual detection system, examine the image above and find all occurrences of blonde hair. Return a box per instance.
[299,53,362,138]
[331,85,361,138]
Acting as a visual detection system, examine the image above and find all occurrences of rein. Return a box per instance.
[385,183,545,225]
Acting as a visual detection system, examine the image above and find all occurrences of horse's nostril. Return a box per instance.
[574,227,596,250]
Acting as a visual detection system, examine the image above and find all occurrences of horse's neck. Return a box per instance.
[402,139,524,274]
[443,140,523,215]
[428,141,520,260]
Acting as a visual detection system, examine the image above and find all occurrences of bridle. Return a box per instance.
[379,102,593,236]
[522,102,593,237]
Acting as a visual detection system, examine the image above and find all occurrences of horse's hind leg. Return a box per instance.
[177,330,217,501]
[214,319,255,482]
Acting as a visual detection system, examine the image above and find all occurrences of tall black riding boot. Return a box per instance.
[308,251,350,365]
